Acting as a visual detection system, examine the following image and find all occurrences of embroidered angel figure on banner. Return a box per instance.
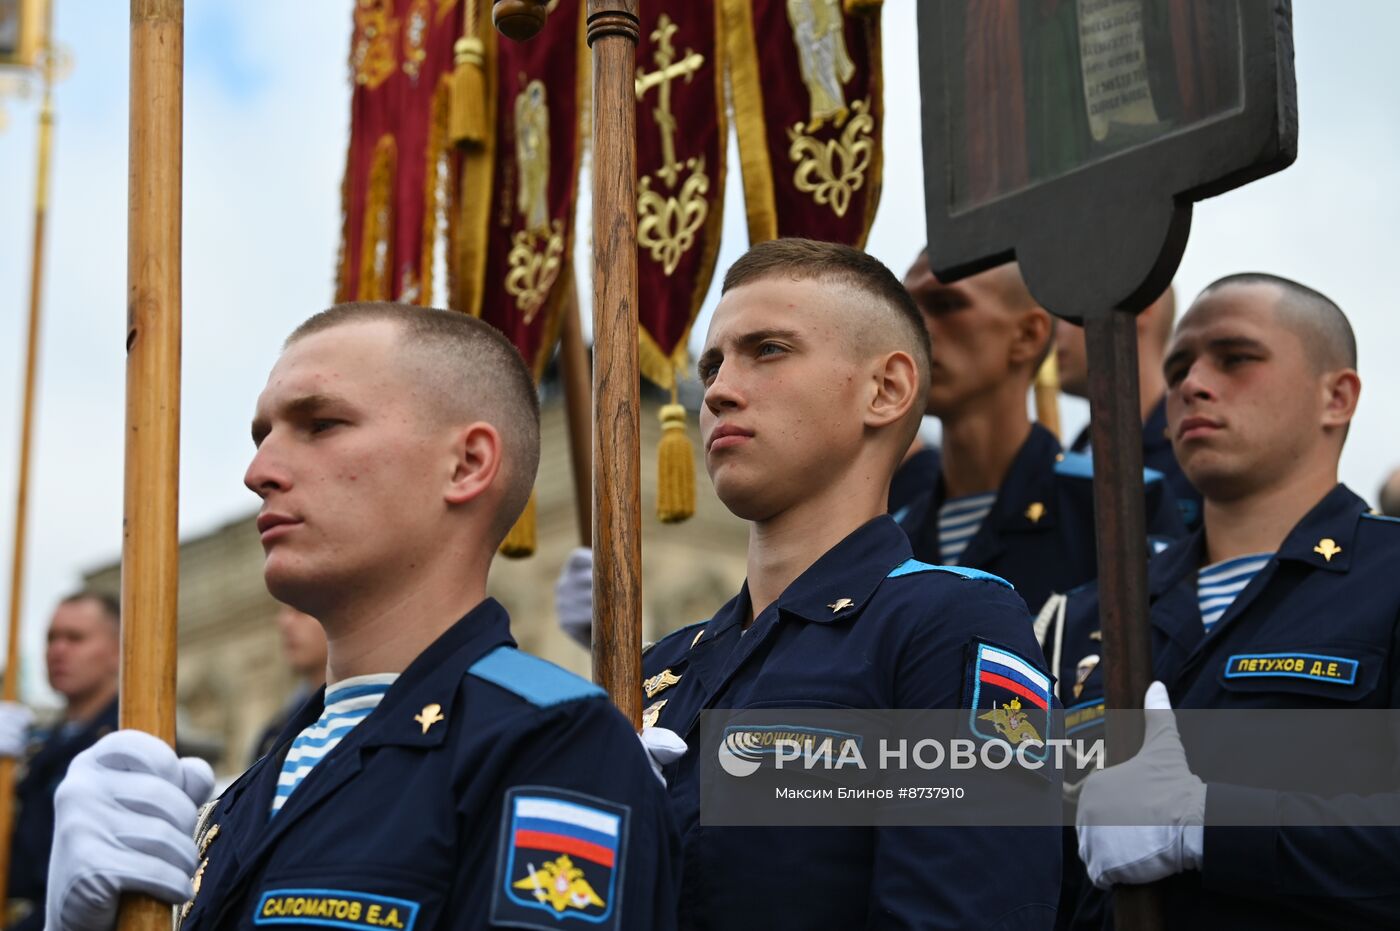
[786,0,856,129]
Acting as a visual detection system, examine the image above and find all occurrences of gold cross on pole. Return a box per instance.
[633,14,703,188]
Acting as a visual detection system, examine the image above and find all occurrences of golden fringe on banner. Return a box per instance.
[358,134,398,301]
[421,77,456,306]
[721,0,778,244]
[853,4,885,250]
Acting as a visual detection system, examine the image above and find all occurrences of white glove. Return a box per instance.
[555,546,594,648]
[46,730,216,931]
[1075,682,1206,889]
[638,726,687,785]
[0,701,34,758]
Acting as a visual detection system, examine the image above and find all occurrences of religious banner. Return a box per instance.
[336,0,463,308]
[465,0,585,382]
[451,0,586,553]
[725,0,884,247]
[633,2,727,524]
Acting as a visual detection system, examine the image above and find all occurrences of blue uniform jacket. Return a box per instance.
[641,516,1061,930]
[1052,485,1400,929]
[908,424,1184,618]
[178,599,680,931]
[1071,397,1203,531]
[6,699,118,931]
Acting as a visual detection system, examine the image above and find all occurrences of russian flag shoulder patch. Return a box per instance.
[491,787,629,930]
[964,640,1053,760]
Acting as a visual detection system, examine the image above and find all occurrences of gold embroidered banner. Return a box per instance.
[633,1,726,392]
[725,0,884,247]
[458,0,585,381]
[336,0,463,306]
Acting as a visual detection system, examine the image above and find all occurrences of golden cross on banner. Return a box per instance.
[634,14,703,188]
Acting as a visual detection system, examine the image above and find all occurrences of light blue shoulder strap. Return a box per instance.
[886,558,1013,590]
[1055,451,1164,484]
[469,646,605,707]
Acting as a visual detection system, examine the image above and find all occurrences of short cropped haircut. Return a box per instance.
[59,591,120,626]
[722,238,932,396]
[287,303,541,546]
[1201,273,1356,372]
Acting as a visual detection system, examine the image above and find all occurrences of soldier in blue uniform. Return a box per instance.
[641,239,1061,929]
[44,304,679,931]
[900,251,1183,618]
[1051,274,1399,929]
[0,593,120,931]
[1055,285,1203,530]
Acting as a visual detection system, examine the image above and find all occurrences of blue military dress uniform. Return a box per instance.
[1051,484,1400,929]
[1071,397,1202,530]
[907,424,1184,618]
[641,516,1062,930]
[5,699,118,931]
[177,598,680,931]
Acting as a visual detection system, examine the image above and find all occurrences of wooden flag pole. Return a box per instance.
[1083,311,1163,930]
[117,2,183,930]
[0,0,57,905]
[491,0,642,726]
[582,0,642,728]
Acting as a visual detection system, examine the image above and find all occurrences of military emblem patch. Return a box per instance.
[966,641,1053,761]
[491,787,628,929]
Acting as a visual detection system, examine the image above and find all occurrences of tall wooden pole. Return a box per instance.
[0,0,57,905]
[584,0,642,728]
[1083,310,1162,930]
[118,2,183,930]
[489,0,640,726]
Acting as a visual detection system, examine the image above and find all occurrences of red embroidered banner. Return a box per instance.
[468,0,586,379]
[337,0,462,307]
[725,0,884,248]
[633,1,726,390]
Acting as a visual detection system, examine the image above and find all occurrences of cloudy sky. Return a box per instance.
[0,3,1396,703]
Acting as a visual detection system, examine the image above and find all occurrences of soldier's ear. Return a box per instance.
[865,349,919,430]
[1009,308,1053,369]
[1320,368,1360,432]
[446,422,503,506]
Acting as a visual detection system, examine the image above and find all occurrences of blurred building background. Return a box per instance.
[80,386,748,777]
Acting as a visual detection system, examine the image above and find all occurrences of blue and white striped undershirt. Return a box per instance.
[1197,553,1271,632]
[270,673,398,817]
[937,492,997,565]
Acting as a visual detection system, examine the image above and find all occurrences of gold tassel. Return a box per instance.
[449,0,488,145]
[843,0,882,13]
[500,490,537,558]
[656,396,696,524]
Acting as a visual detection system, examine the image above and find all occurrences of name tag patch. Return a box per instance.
[1224,652,1358,685]
[254,890,418,931]
[1065,700,1105,736]
[491,787,628,930]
